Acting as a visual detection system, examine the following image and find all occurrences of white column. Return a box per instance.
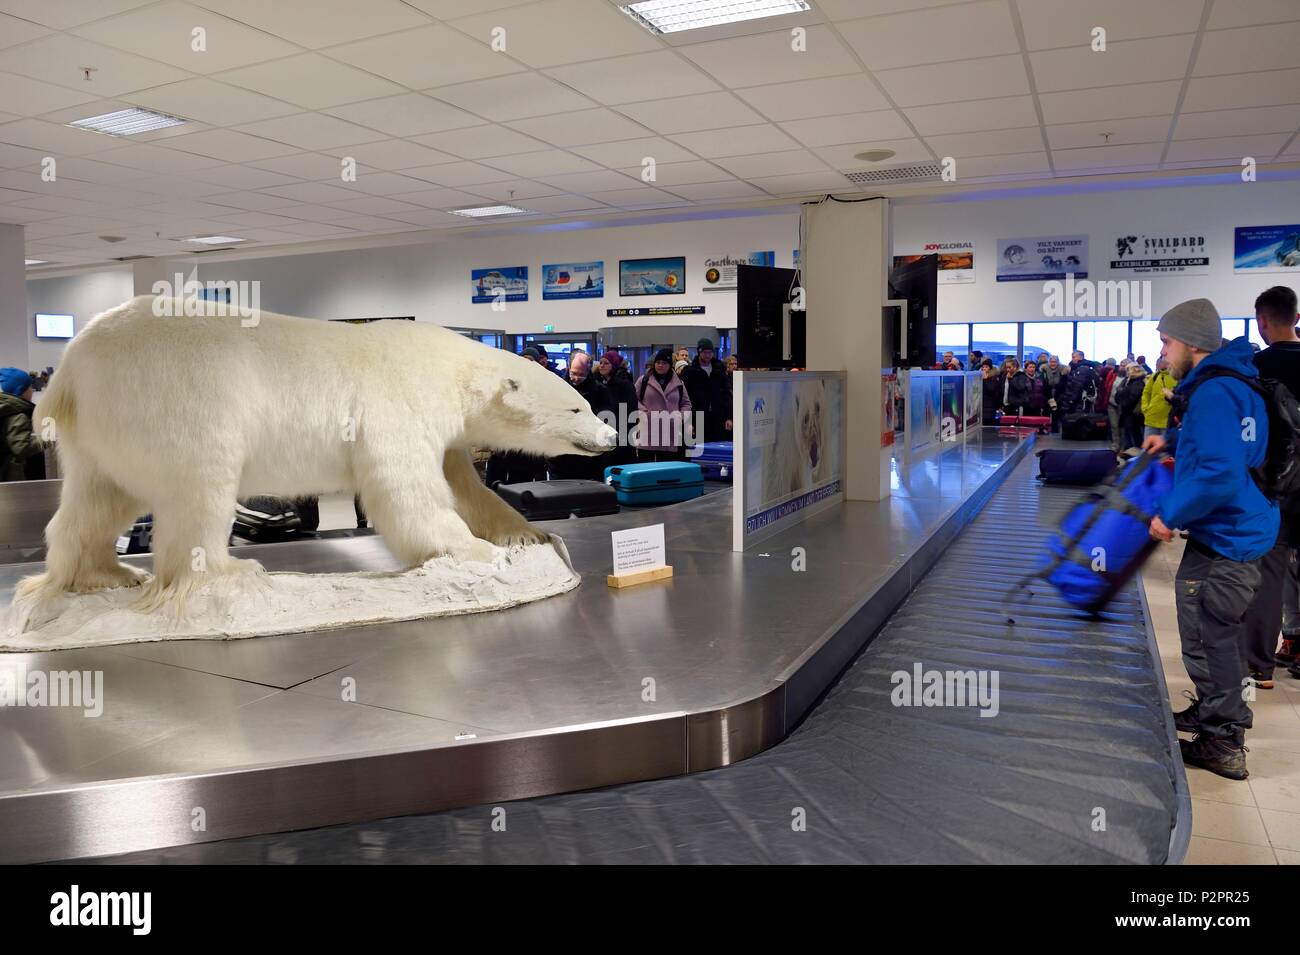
[802,197,891,501]
[0,223,28,372]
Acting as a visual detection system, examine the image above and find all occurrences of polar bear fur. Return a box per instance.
[17,295,616,613]
[762,378,832,502]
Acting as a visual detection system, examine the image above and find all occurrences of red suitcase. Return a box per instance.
[998,414,1051,435]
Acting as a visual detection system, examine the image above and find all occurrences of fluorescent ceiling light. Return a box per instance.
[620,0,810,34]
[181,235,246,245]
[67,107,187,136]
[25,259,47,266]
[449,204,531,218]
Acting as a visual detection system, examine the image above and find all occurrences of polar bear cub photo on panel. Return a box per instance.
[16,295,617,615]
[762,377,833,503]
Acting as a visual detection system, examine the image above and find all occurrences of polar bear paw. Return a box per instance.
[488,524,550,548]
[448,538,501,566]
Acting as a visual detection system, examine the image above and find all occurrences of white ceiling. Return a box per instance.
[3,0,1298,270]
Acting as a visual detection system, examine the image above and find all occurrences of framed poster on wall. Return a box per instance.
[996,235,1087,281]
[472,266,528,304]
[1234,225,1300,273]
[702,252,774,291]
[543,261,604,300]
[619,256,685,296]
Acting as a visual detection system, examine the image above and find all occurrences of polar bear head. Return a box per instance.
[473,353,619,457]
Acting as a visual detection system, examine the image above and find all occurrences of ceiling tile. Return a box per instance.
[535,169,642,194]
[257,201,358,220]
[877,54,1029,107]
[402,159,520,185]
[322,139,461,170]
[234,113,389,150]
[269,220,358,236]
[663,180,764,201]
[544,50,719,105]
[123,78,298,125]
[816,138,932,169]
[429,73,595,121]
[412,124,548,159]
[955,152,1053,180]
[218,54,407,110]
[325,24,523,89]
[618,91,764,135]
[321,195,424,216]
[0,0,156,30]
[0,14,45,46]
[0,118,130,155]
[1164,133,1289,163]
[713,150,830,178]
[0,142,45,168]
[735,74,890,122]
[1052,142,1165,170]
[310,214,421,233]
[188,164,301,189]
[248,152,349,179]
[678,25,862,88]
[0,35,191,96]
[258,181,360,203]
[1174,104,1300,140]
[0,71,99,116]
[507,108,650,146]
[191,0,431,48]
[836,0,1019,70]
[583,186,685,209]
[379,207,468,228]
[1046,116,1170,150]
[926,126,1044,158]
[523,193,610,213]
[186,189,296,210]
[333,171,443,196]
[73,1,300,73]
[324,93,486,138]
[749,171,856,195]
[615,160,734,186]
[814,0,957,18]
[1019,0,1203,51]
[905,95,1039,136]
[780,110,913,148]
[571,136,696,167]
[457,179,559,201]
[1031,35,1195,92]
[1208,0,1300,29]
[1183,69,1300,112]
[43,155,156,183]
[1195,22,1300,76]
[479,149,602,177]
[669,123,799,159]
[451,0,660,68]
[386,187,501,209]
[1037,80,1182,124]
[404,0,539,20]
[158,128,301,162]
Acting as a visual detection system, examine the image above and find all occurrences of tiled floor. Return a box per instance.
[1141,539,1300,864]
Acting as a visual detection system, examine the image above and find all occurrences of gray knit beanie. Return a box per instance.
[1157,298,1222,353]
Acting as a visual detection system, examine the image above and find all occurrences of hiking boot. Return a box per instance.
[1172,690,1201,733]
[1278,635,1300,666]
[1180,734,1249,780]
[1248,670,1275,690]
[1289,660,1300,680]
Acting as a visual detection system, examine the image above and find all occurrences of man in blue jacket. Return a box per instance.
[1143,299,1279,780]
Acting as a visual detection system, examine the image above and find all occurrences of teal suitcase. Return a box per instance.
[604,461,704,505]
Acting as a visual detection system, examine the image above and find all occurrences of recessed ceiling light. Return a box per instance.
[25,259,47,266]
[449,204,531,218]
[181,235,246,245]
[854,149,898,163]
[620,0,810,34]
[67,107,186,136]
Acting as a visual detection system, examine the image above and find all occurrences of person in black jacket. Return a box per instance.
[551,351,613,480]
[998,357,1031,416]
[1112,362,1147,451]
[681,337,730,443]
[596,349,638,465]
[1058,350,1101,414]
[980,358,1000,424]
[1023,360,1048,416]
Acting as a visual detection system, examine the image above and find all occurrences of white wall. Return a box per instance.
[24,268,131,370]
[892,179,1300,324]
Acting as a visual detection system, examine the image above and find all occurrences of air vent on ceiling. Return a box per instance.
[844,162,943,184]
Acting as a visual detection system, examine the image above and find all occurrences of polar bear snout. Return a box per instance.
[571,421,619,454]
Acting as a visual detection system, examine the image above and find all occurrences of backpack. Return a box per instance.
[1177,367,1300,501]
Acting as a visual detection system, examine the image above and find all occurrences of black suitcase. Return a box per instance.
[1036,448,1117,485]
[495,479,620,521]
[1061,411,1110,441]
[232,496,304,542]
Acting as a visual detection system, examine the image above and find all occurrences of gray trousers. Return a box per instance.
[1242,538,1289,679]
[1176,539,1261,742]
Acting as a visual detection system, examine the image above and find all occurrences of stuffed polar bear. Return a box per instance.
[16,295,617,613]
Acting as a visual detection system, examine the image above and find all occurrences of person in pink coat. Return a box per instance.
[633,348,693,461]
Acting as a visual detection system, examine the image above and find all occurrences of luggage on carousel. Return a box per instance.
[232,495,304,542]
[997,414,1051,435]
[494,479,619,521]
[693,441,733,481]
[115,515,154,555]
[604,461,704,505]
[1040,452,1173,613]
[1036,448,1117,485]
[1060,411,1110,441]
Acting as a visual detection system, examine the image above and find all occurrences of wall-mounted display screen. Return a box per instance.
[35,313,74,339]
[619,256,685,296]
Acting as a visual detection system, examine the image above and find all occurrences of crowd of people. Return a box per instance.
[485,338,736,485]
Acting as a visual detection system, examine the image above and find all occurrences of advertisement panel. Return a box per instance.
[471,266,528,304]
[1108,232,1208,276]
[702,251,775,291]
[1234,224,1300,274]
[996,235,1088,281]
[733,370,846,551]
[893,240,975,284]
[619,256,686,295]
[542,261,604,300]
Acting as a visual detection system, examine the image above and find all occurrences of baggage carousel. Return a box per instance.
[1,432,1056,863]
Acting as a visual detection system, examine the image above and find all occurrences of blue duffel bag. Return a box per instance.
[1040,452,1174,613]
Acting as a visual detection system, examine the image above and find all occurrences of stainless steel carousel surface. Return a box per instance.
[0,432,1030,862]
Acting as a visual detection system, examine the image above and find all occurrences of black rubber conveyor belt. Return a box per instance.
[72,451,1185,864]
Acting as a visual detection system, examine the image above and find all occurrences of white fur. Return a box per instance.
[763,378,831,502]
[17,295,616,613]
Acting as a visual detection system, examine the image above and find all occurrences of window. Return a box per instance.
[972,323,1018,364]
[1130,320,1162,367]
[936,323,969,365]
[1020,322,1072,366]
[1247,317,1267,349]
[1221,318,1247,344]
[1075,321,1128,364]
